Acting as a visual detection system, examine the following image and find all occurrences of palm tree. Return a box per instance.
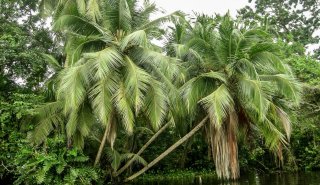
[126,14,301,181]
[32,0,182,167]
[182,14,301,179]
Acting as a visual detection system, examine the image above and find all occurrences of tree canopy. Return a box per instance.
[0,0,319,184]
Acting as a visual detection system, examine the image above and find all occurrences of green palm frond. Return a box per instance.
[200,71,227,83]
[260,74,301,105]
[228,59,258,79]
[113,81,134,134]
[135,48,183,82]
[39,0,58,17]
[251,51,286,74]
[257,117,287,151]
[121,153,148,166]
[137,11,182,31]
[76,0,86,15]
[248,42,280,57]
[199,84,234,128]
[120,30,149,51]
[106,148,122,171]
[173,44,189,59]
[124,56,151,114]
[89,77,115,126]
[54,14,107,36]
[181,76,214,114]
[57,64,89,114]
[86,0,102,22]
[66,109,79,139]
[118,0,133,31]
[274,104,291,140]
[239,77,269,121]
[41,54,62,71]
[85,47,123,80]
[31,102,64,145]
[144,80,168,130]
[77,106,95,138]
[64,34,107,66]
[105,114,117,149]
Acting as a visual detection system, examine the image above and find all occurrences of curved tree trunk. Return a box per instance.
[113,122,171,177]
[94,112,114,166]
[124,116,208,182]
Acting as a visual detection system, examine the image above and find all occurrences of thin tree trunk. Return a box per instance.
[113,122,171,177]
[94,112,114,166]
[124,116,208,182]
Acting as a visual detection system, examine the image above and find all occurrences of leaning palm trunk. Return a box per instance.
[125,116,209,182]
[94,112,115,166]
[113,122,171,177]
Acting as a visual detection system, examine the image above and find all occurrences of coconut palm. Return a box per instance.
[32,0,183,167]
[181,14,301,179]
[126,14,301,181]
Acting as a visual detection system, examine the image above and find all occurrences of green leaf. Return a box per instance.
[199,84,234,127]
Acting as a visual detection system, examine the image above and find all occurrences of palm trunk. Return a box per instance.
[94,112,114,166]
[113,122,170,177]
[124,116,208,182]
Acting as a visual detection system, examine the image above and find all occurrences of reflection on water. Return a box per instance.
[134,171,320,185]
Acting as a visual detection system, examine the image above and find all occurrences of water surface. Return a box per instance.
[135,171,320,185]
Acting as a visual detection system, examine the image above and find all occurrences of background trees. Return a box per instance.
[238,0,320,58]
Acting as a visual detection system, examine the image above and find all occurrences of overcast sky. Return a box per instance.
[152,0,254,18]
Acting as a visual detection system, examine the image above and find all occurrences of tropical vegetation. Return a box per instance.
[0,0,319,184]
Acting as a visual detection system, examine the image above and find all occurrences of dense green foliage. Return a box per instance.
[1,0,319,184]
[238,0,320,58]
[14,137,99,185]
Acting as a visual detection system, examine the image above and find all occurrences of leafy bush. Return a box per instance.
[0,93,41,180]
[13,136,100,185]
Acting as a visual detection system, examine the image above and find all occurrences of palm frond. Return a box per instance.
[239,77,269,121]
[76,0,86,15]
[144,80,168,130]
[257,117,287,151]
[138,11,182,31]
[251,52,286,74]
[119,0,133,31]
[135,48,183,82]
[199,84,234,128]
[275,105,291,140]
[106,148,121,171]
[89,77,115,126]
[54,14,108,36]
[120,30,148,51]
[66,109,78,139]
[85,47,123,80]
[180,76,215,114]
[200,71,227,83]
[86,0,102,22]
[57,64,89,114]
[121,153,148,166]
[260,74,301,105]
[64,34,107,66]
[124,56,151,114]
[31,101,64,145]
[41,54,62,71]
[113,81,134,134]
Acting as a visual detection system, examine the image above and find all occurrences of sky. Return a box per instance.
[152,0,254,18]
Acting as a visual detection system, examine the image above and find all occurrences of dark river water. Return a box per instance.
[134,171,320,185]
